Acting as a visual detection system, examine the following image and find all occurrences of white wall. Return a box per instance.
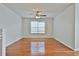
[53,4,75,49]
[22,18,54,38]
[75,3,79,51]
[0,4,22,46]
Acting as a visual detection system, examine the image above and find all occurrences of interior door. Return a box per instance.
[0,29,2,56]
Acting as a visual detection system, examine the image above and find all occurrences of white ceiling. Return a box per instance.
[3,3,73,18]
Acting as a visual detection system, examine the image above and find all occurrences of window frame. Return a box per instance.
[30,21,46,34]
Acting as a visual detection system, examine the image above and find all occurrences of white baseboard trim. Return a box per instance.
[22,36,54,38]
[54,37,75,50]
[6,37,21,47]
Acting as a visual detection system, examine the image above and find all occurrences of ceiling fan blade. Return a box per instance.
[40,15,47,16]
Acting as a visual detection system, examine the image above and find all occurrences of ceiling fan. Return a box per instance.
[35,11,47,18]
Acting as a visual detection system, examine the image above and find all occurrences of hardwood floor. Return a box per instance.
[6,38,79,56]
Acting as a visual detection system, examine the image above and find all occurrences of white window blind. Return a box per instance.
[31,21,45,33]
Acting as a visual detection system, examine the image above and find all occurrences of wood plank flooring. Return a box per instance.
[6,38,79,56]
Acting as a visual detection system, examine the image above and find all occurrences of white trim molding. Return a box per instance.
[22,36,54,38]
[54,37,75,51]
[6,37,21,47]
[2,29,7,56]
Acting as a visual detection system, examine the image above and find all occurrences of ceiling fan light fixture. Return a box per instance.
[35,16,40,19]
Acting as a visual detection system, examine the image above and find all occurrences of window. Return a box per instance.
[31,21,45,33]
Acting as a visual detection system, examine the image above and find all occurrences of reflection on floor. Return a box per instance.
[6,38,79,56]
[31,42,45,56]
